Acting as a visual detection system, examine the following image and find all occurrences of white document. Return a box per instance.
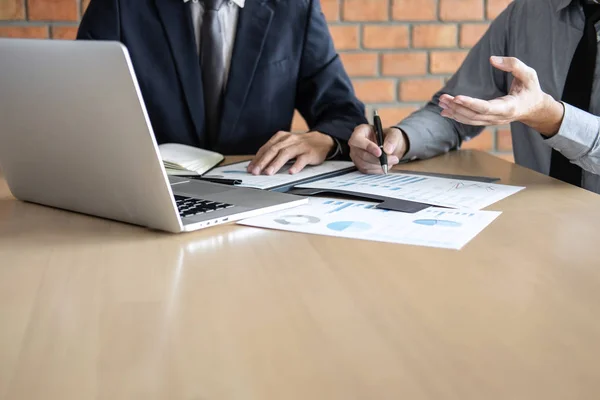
[238,197,501,250]
[296,171,524,210]
[206,160,355,190]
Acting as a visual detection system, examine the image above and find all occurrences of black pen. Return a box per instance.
[176,175,242,185]
[373,109,388,174]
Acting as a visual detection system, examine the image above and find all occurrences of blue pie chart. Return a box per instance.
[327,221,371,233]
[413,219,462,227]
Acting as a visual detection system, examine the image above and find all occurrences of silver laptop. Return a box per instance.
[0,39,307,233]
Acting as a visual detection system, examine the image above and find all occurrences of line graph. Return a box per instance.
[298,171,524,210]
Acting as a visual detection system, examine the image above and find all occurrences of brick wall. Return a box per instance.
[0,0,514,162]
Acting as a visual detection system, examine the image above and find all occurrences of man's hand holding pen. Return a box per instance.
[348,119,410,175]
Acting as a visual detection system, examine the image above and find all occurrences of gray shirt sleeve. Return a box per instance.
[395,4,514,161]
[545,103,600,174]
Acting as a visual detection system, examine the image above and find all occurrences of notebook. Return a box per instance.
[158,143,224,175]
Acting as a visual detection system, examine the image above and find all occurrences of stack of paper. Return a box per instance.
[206,160,355,189]
[238,170,526,250]
[239,197,501,250]
[296,171,525,210]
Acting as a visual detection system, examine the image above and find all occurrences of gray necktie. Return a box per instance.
[200,0,226,148]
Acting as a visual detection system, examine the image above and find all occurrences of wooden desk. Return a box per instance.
[1,150,600,400]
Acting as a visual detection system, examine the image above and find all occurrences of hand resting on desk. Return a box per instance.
[247,131,335,176]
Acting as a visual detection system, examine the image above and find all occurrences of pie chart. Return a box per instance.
[413,219,462,227]
[275,215,321,226]
[327,221,371,233]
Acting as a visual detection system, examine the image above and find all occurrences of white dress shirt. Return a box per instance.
[184,0,244,88]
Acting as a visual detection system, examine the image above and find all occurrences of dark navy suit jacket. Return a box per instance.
[77,0,367,156]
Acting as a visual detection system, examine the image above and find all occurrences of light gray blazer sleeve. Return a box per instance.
[395,3,515,161]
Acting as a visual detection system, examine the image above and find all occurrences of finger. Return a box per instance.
[355,147,380,165]
[350,150,371,173]
[250,132,290,169]
[251,137,297,175]
[264,145,305,175]
[382,128,404,156]
[441,109,492,126]
[355,163,386,175]
[288,154,312,174]
[452,96,493,114]
[250,145,280,175]
[351,151,379,174]
[490,56,535,82]
[364,166,398,175]
[439,94,455,106]
[486,96,518,116]
[354,157,399,175]
[453,96,517,119]
[444,100,495,122]
[356,147,400,167]
[352,148,400,171]
[453,95,518,118]
[348,124,381,157]
[249,131,291,172]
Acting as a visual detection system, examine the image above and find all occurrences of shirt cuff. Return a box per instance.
[326,137,342,160]
[544,102,600,161]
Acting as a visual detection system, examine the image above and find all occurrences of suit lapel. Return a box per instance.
[218,0,276,143]
[154,0,205,146]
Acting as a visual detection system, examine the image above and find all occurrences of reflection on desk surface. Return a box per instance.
[3,151,600,399]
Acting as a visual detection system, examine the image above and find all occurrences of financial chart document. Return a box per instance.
[296,171,524,210]
[206,161,355,190]
[239,197,501,250]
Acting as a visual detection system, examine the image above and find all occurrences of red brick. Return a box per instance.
[291,110,309,132]
[0,0,24,20]
[440,0,484,21]
[399,78,444,101]
[487,0,512,20]
[353,79,397,103]
[496,127,512,151]
[375,106,419,125]
[321,0,339,21]
[51,25,78,40]
[343,0,388,22]
[340,53,379,77]
[28,0,78,21]
[381,52,428,76]
[460,23,490,48]
[363,25,409,49]
[329,25,359,50]
[461,130,494,151]
[430,51,468,74]
[0,25,49,38]
[392,0,436,21]
[412,24,457,48]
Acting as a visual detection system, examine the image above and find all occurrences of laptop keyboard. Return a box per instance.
[174,195,234,218]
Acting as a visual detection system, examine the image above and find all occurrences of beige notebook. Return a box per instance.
[158,143,224,176]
